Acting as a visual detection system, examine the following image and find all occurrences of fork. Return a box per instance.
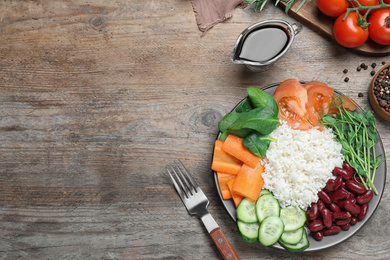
[167,160,240,260]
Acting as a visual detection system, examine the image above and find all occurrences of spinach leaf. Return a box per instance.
[219,131,229,141]
[235,99,253,113]
[228,107,280,135]
[218,112,240,132]
[247,87,278,115]
[243,132,275,158]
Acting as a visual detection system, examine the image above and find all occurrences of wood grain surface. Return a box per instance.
[0,1,389,259]
[278,0,390,55]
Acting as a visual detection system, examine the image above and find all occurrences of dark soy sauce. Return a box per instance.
[239,26,289,62]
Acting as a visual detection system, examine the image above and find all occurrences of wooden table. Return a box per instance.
[1,1,389,259]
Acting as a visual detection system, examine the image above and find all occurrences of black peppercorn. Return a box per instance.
[344,77,349,82]
[343,69,348,73]
[358,93,364,97]
[371,70,376,76]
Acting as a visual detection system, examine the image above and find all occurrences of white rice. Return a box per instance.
[262,121,344,210]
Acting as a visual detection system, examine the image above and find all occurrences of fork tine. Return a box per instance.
[167,164,190,199]
[177,159,199,191]
[172,161,194,196]
[174,160,196,195]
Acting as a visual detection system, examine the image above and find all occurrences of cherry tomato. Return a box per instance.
[317,0,349,17]
[368,9,390,45]
[333,12,369,48]
[273,82,312,131]
[384,0,390,3]
[350,0,379,14]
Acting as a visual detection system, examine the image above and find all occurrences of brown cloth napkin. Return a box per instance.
[191,0,246,33]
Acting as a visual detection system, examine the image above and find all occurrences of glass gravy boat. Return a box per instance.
[230,19,302,72]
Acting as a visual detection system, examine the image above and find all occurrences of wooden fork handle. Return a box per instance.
[210,228,240,260]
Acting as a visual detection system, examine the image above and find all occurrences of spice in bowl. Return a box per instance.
[368,64,390,121]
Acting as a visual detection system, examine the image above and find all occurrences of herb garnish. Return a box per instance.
[321,97,388,195]
[246,0,307,13]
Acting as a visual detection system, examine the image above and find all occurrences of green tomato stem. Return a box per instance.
[344,2,390,22]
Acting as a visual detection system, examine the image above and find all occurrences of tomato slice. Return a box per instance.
[306,85,334,130]
[274,80,357,131]
[273,84,312,130]
[274,79,302,94]
[307,84,334,115]
[327,95,358,115]
[303,81,329,91]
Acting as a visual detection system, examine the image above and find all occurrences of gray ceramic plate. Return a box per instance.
[213,83,386,252]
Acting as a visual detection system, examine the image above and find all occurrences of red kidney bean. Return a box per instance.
[333,211,351,220]
[335,218,351,226]
[341,223,351,231]
[330,188,350,203]
[358,204,369,220]
[342,162,353,177]
[317,199,326,212]
[357,190,374,205]
[321,208,332,228]
[308,203,319,221]
[346,180,366,195]
[347,191,355,199]
[329,203,341,212]
[333,176,343,191]
[338,198,356,209]
[309,219,325,232]
[332,167,352,180]
[344,200,361,215]
[313,231,323,241]
[318,190,332,205]
[341,181,346,189]
[323,225,341,236]
[350,216,358,225]
[323,179,335,195]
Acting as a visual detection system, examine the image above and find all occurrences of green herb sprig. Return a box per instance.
[321,97,388,195]
[246,0,307,13]
[344,0,390,28]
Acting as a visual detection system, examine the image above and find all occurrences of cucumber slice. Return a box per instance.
[279,227,304,245]
[279,229,310,252]
[237,220,259,243]
[259,189,270,196]
[258,216,284,246]
[255,194,280,223]
[280,206,307,232]
[236,198,257,223]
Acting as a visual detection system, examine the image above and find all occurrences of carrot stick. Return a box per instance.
[221,135,260,168]
[211,140,243,175]
[232,161,265,201]
[217,172,236,200]
[227,178,243,207]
